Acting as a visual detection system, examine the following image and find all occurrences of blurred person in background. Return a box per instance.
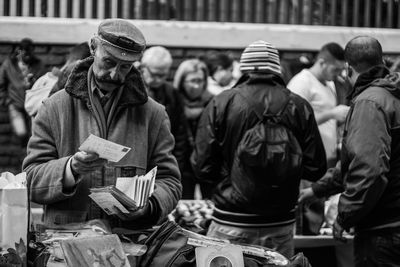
[0,38,45,140]
[288,42,348,168]
[173,59,213,199]
[388,56,400,73]
[140,46,187,175]
[288,42,349,236]
[49,42,91,96]
[25,42,90,118]
[202,51,235,96]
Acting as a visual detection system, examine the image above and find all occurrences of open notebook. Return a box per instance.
[89,167,157,215]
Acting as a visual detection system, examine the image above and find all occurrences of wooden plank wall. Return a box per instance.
[0,0,399,28]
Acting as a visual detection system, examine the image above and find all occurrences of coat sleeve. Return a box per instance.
[336,99,390,230]
[298,99,328,182]
[312,161,344,198]
[22,100,77,205]
[147,109,182,225]
[190,98,223,184]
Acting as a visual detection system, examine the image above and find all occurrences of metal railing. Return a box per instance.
[0,0,399,28]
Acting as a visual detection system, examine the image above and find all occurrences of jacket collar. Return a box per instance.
[349,65,390,100]
[235,71,286,87]
[65,57,148,106]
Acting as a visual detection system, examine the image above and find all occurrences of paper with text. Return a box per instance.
[79,134,131,162]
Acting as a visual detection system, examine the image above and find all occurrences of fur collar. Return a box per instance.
[65,57,148,106]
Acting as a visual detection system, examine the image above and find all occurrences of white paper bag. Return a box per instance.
[0,187,28,249]
[0,172,28,254]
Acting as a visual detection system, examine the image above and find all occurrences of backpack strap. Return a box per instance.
[234,86,290,122]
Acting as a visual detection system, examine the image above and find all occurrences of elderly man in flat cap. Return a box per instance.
[23,19,182,229]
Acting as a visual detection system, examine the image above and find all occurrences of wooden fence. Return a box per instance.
[0,0,399,28]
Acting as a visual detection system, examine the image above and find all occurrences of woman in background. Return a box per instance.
[173,59,213,199]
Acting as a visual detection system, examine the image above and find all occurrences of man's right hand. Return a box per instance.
[70,151,107,176]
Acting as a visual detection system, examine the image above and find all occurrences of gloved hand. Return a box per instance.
[114,202,152,221]
[70,151,107,176]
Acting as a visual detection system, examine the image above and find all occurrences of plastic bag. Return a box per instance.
[0,172,28,266]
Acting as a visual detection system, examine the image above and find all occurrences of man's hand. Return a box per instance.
[71,151,107,176]
[332,220,347,243]
[298,187,315,203]
[332,105,350,123]
[115,203,151,221]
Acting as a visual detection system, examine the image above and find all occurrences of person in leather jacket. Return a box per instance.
[191,40,326,258]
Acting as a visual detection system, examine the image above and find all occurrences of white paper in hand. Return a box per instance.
[79,134,131,162]
[115,175,137,198]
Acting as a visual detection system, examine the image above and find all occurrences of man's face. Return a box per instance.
[92,44,140,92]
[141,64,169,89]
[322,59,345,81]
[17,48,34,64]
[183,70,206,100]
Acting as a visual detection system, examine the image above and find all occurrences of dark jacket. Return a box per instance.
[191,72,327,225]
[0,55,45,109]
[148,82,188,170]
[337,65,400,232]
[312,161,344,198]
[23,57,182,229]
[178,85,213,199]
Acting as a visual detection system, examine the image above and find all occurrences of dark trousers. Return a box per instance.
[354,227,400,267]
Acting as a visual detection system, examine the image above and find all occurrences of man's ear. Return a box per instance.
[89,38,97,55]
[318,58,326,66]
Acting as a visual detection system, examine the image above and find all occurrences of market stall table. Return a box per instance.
[294,234,353,248]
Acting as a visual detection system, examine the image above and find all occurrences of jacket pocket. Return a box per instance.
[115,165,147,177]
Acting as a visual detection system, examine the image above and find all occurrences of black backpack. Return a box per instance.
[230,88,303,211]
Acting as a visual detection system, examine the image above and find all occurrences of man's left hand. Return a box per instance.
[115,203,151,221]
[332,220,347,243]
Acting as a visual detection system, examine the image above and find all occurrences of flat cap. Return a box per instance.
[97,19,146,61]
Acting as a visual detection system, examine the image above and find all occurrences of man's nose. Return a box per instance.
[151,75,163,82]
[109,66,119,80]
[192,83,201,88]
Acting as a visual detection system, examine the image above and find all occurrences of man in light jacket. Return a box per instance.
[23,19,182,229]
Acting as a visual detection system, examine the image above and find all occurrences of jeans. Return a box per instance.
[354,227,400,267]
[206,220,295,258]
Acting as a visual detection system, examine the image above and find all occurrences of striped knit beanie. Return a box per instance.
[239,40,282,76]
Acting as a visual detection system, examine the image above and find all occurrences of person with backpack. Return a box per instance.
[191,40,327,258]
[333,36,400,266]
